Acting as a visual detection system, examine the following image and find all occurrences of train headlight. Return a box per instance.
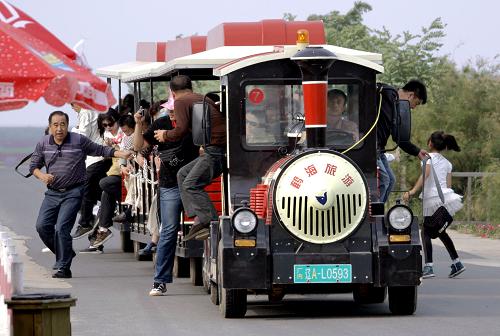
[387,205,413,231]
[232,208,258,234]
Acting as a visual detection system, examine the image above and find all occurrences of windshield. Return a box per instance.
[244,83,361,148]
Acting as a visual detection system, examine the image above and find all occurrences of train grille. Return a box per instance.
[272,150,368,244]
[279,194,363,242]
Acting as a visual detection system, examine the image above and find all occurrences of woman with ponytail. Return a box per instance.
[403,131,465,279]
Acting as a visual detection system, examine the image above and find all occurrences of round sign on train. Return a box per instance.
[248,88,265,104]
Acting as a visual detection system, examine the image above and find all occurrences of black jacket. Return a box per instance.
[143,116,198,188]
[376,83,420,156]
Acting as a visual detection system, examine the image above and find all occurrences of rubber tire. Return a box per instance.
[217,243,247,318]
[353,284,387,304]
[190,258,203,286]
[120,231,134,253]
[202,261,211,294]
[173,256,190,278]
[219,287,247,318]
[388,286,417,315]
[210,282,219,305]
[133,241,151,261]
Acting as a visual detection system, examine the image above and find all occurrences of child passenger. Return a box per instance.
[403,131,466,279]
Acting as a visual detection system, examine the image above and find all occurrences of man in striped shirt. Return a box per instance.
[30,111,132,278]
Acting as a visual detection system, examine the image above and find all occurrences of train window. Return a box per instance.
[244,84,303,146]
[244,83,361,149]
[326,84,360,148]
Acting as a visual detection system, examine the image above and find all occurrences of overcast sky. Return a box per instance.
[0,0,498,127]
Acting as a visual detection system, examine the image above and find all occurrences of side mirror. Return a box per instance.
[192,101,211,146]
[392,99,411,143]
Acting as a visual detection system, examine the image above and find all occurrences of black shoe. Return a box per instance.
[52,269,72,278]
[182,223,210,241]
[72,225,93,240]
[449,262,466,278]
[79,245,104,254]
[138,242,157,257]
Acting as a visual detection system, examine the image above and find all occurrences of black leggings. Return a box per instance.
[421,217,459,263]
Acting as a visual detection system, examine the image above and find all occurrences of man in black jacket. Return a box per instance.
[376,79,428,203]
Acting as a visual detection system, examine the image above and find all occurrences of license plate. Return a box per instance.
[293,264,352,283]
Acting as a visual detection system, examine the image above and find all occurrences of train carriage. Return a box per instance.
[97,19,422,318]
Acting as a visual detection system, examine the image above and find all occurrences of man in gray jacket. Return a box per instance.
[30,111,131,278]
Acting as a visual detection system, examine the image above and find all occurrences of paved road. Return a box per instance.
[1,167,500,336]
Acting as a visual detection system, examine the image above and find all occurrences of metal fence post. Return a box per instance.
[466,176,472,224]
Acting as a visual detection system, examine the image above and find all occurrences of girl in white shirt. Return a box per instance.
[403,131,465,279]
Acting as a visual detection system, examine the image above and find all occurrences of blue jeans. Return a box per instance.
[377,153,395,203]
[154,186,182,283]
[36,186,83,271]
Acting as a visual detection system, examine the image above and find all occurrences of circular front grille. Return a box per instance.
[274,150,367,244]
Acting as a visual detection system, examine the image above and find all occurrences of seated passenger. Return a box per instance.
[91,115,136,248]
[327,89,359,141]
[153,75,226,241]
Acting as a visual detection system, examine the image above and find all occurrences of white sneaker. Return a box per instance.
[149,283,167,296]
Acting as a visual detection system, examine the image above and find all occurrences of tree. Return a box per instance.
[306,3,499,223]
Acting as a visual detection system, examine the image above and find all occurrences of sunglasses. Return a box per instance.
[102,122,115,127]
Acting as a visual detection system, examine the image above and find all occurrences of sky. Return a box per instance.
[0,0,498,127]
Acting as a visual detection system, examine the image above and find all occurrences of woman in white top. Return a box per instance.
[403,131,465,279]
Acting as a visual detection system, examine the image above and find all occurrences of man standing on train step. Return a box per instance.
[154,75,226,241]
[30,111,132,278]
[376,79,429,203]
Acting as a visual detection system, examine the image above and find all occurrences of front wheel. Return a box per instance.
[219,287,247,318]
[217,242,247,318]
[388,286,417,315]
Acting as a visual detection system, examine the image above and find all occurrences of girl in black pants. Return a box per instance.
[404,131,465,278]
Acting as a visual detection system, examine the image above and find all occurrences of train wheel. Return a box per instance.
[190,258,203,286]
[217,243,247,318]
[133,241,151,261]
[353,284,387,304]
[173,256,190,278]
[202,259,211,293]
[388,286,417,315]
[210,282,219,305]
[219,287,247,318]
[120,231,134,253]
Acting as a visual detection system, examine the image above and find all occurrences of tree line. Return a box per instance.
[301,1,499,222]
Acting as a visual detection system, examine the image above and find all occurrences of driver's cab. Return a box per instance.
[243,81,362,150]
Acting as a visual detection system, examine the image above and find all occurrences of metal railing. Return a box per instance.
[451,172,497,224]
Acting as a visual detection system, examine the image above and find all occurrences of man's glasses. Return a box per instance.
[102,122,115,127]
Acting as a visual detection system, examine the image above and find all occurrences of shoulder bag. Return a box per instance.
[422,157,453,239]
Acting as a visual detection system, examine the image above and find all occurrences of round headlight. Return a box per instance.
[232,209,258,234]
[387,205,413,230]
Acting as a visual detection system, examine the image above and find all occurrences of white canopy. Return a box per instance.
[103,44,383,82]
[121,46,278,82]
[95,61,165,80]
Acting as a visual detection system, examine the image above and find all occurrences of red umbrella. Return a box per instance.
[0,21,116,112]
[0,1,77,61]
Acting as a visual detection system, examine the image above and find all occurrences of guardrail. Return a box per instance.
[0,227,24,335]
[452,172,497,224]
